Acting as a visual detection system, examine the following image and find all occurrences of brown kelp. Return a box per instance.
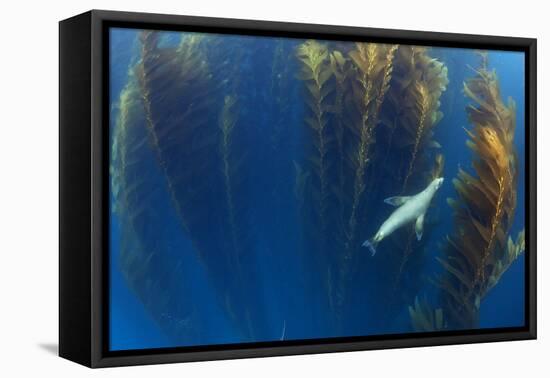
[485,229,525,294]
[217,88,262,337]
[295,40,340,317]
[383,46,448,193]
[111,71,204,343]
[209,37,253,281]
[134,31,263,339]
[217,93,252,299]
[372,47,447,297]
[136,31,217,251]
[344,43,398,257]
[329,50,353,227]
[296,40,335,234]
[296,42,402,320]
[345,47,448,331]
[430,153,445,182]
[331,43,397,314]
[436,55,520,328]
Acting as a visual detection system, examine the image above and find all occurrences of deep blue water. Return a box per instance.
[109,28,526,351]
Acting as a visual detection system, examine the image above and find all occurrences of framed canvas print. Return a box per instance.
[59,10,536,368]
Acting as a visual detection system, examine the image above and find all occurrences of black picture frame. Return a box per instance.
[59,9,537,368]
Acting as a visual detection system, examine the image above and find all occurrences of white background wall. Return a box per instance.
[0,0,546,376]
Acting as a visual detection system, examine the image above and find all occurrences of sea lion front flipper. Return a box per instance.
[384,196,411,206]
[415,213,425,241]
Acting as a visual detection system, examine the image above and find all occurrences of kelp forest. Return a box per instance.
[109,29,526,350]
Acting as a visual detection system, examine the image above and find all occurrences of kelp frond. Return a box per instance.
[385,46,448,192]
[485,229,525,295]
[296,40,335,232]
[111,69,205,343]
[429,153,445,182]
[401,81,431,190]
[345,43,398,250]
[408,296,446,332]
[324,43,398,316]
[111,73,149,240]
[136,31,216,244]
[329,50,353,223]
[384,48,448,293]
[369,49,446,311]
[136,31,263,338]
[437,57,518,328]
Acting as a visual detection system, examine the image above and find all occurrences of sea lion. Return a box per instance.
[362,177,444,256]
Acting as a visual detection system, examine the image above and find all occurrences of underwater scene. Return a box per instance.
[109,27,526,351]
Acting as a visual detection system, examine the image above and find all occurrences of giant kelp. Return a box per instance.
[485,229,525,294]
[111,71,205,343]
[134,31,264,339]
[344,43,398,254]
[436,55,520,328]
[329,50,353,230]
[367,47,448,313]
[136,31,217,251]
[335,46,449,332]
[295,40,340,316]
[111,32,525,343]
[383,46,448,192]
[217,93,253,304]
[296,40,335,234]
[335,43,398,312]
[296,42,402,321]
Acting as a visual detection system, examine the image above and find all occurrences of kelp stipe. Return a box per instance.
[436,55,520,329]
[111,72,205,344]
[295,40,339,314]
[329,50,353,232]
[219,91,258,338]
[216,92,261,337]
[296,40,335,234]
[344,43,397,255]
